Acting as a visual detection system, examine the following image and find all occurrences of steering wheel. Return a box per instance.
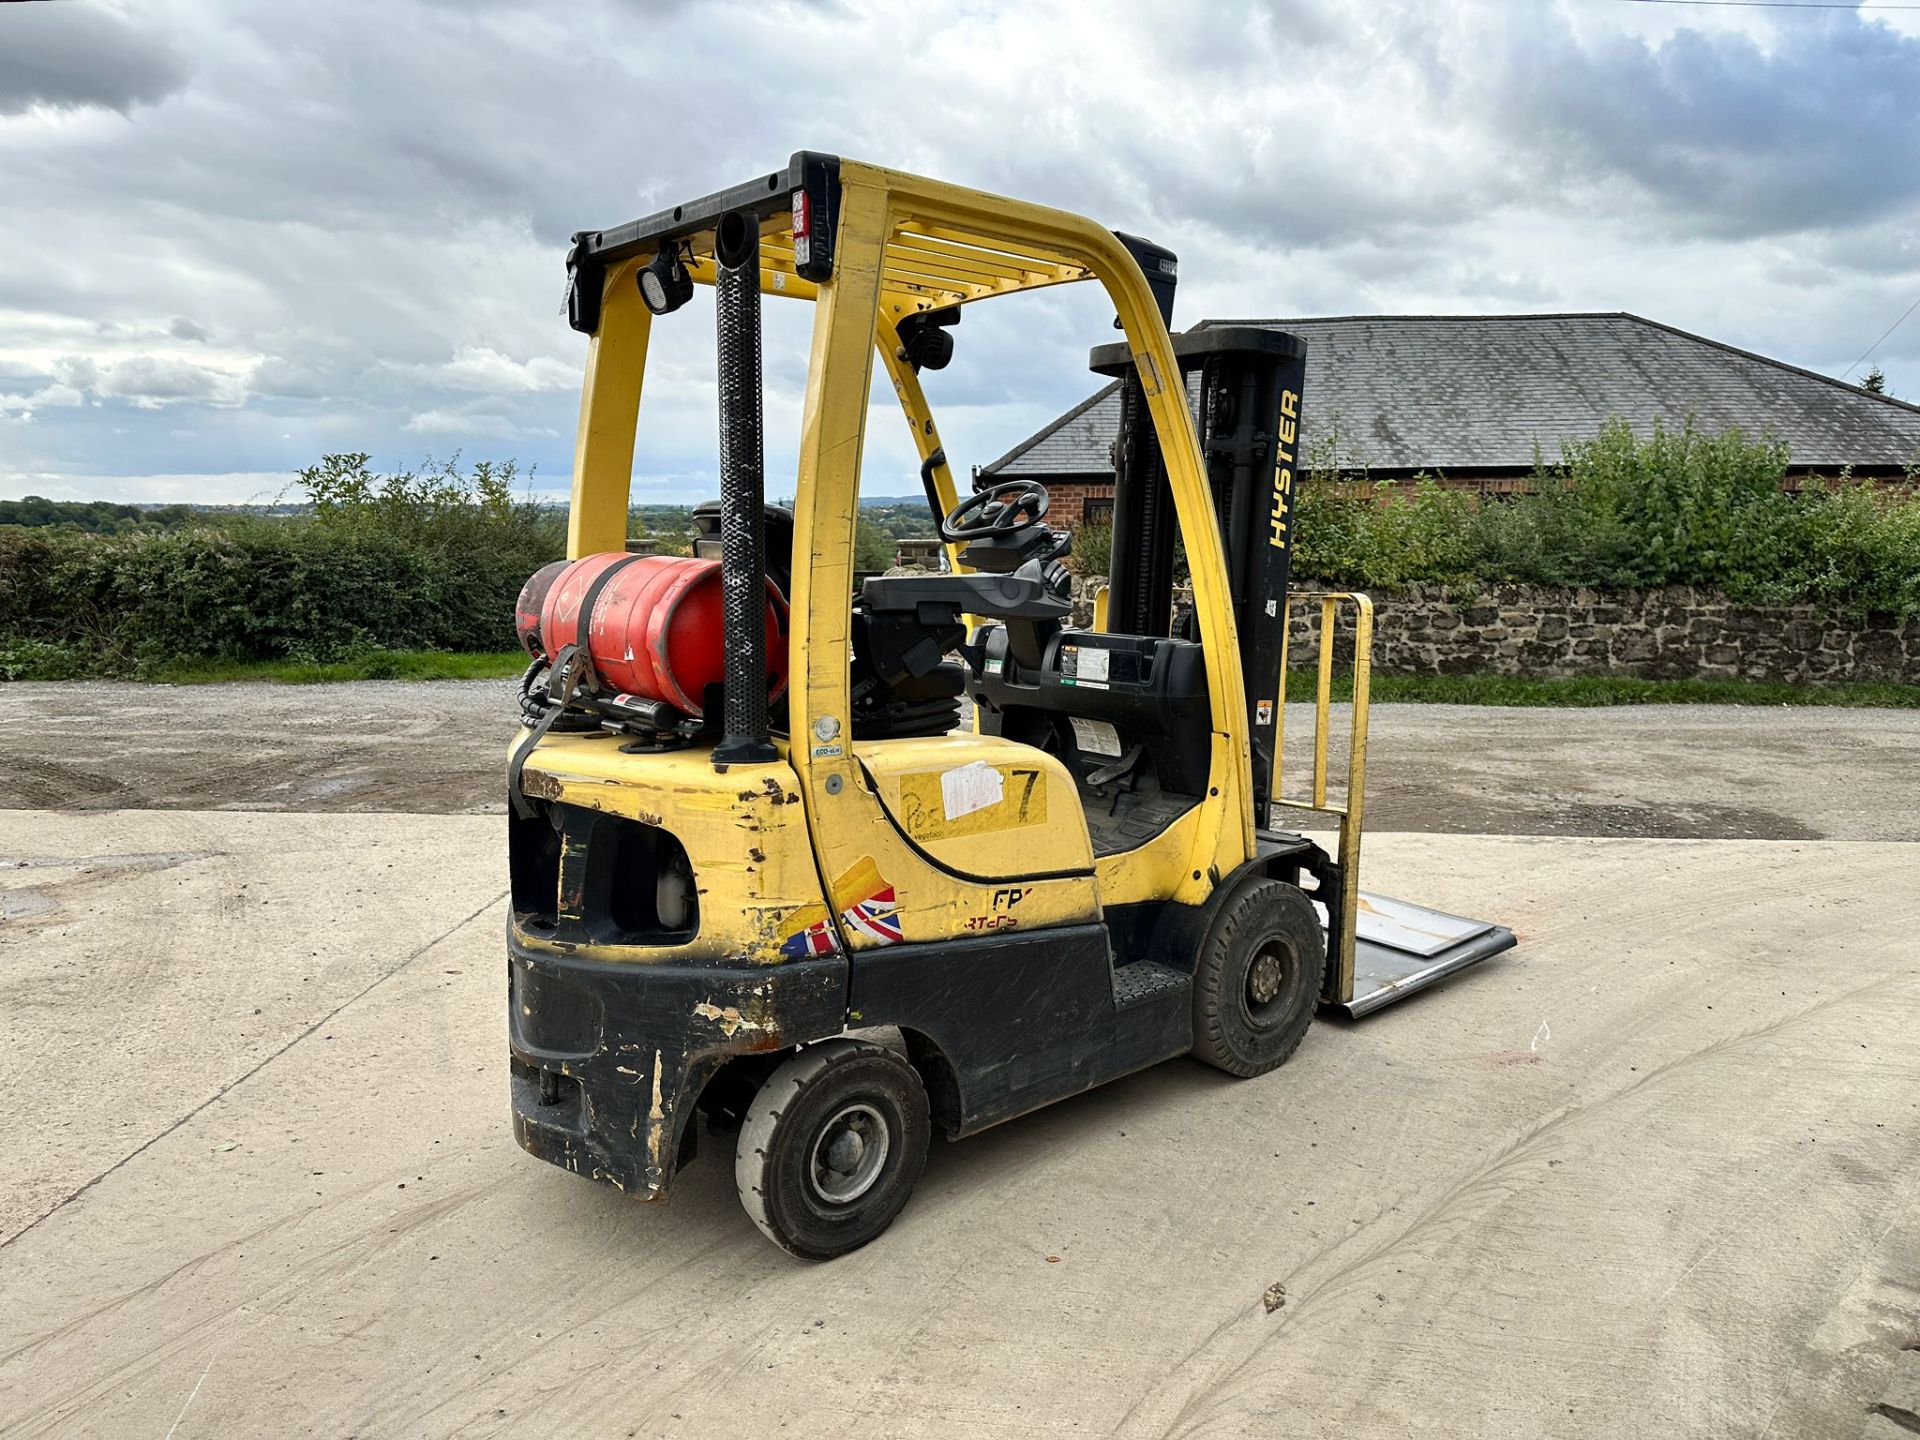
[941,479,1050,543]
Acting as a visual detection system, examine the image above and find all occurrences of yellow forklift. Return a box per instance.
[505,153,1514,1258]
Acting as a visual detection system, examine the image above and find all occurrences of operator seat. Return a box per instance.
[850,569,1070,741]
[849,477,1073,739]
[859,566,1069,627]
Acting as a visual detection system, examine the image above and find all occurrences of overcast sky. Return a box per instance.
[3,0,1918,506]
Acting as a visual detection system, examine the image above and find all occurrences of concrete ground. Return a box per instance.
[5,679,1919,839]
[1,684,1918,1437]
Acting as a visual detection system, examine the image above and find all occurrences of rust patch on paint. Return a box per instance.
[521,770,564,801]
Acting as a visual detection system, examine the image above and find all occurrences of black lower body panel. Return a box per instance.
[847,923,1190,1138]
[507,931,846,1199]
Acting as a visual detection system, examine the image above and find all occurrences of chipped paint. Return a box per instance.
[645,1048,669,1193]
[520,770,565,801]
[692,999,772,1037]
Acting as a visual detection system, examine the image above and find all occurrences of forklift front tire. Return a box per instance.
[735,1039,931,1260]
[1190,879,1323,1078]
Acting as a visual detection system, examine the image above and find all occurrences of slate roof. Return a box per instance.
[981,313,1920,479]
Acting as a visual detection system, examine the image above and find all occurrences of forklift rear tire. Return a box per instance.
[1190,879,1322,1078]
[735,1039,931,1260]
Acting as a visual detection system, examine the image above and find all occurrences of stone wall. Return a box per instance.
[1071,578,1920,685]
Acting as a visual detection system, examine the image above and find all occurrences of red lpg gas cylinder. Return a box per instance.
[513,553,788,718]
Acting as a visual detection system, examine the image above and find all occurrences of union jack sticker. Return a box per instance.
[777,855,905,955]
[779,914,838,958]
[830,855,904,949]
[840,884,903,946]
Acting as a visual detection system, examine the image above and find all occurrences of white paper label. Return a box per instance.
[1077,647,1110,684]
[940,761,1004,820]
[1070,717,1124,758]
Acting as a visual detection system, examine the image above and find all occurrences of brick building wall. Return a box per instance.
[1042,473,1525,526]
[1038,481,1112,528]
[1039,468,1905,527]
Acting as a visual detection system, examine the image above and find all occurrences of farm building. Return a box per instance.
[978,313,1920,526]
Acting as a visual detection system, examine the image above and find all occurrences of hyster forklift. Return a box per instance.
[505,153,1515,1259]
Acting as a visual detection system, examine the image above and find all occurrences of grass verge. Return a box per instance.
[8,646,1914,706]
[148,650,529,684]
[1295,669,1920,708]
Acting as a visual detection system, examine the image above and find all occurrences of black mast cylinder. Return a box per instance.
[711,211,778,766]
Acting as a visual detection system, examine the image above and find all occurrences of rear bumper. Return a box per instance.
[507,930,846,1199]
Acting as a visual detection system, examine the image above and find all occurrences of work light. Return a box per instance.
[638,246,694,315]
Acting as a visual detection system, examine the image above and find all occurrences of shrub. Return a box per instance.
[854,514,897,573]
[1289,419,1920,615]
[0,454,564,674]
[1067,522,1112,576]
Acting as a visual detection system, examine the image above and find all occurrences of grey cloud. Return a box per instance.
[0,1,190,116]
[249,338,377,401]
[52,356,100,391]
[96,356,235,405]
[1498,12,1920,239]
[1,0,1917,500]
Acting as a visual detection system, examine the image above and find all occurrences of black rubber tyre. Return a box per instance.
[734,1039,930,1260]
[1190,878,1323,1078]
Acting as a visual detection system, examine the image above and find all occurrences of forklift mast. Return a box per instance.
[1090,326,1308,819]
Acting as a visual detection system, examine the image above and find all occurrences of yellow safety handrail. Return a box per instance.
[1269,591,1373,1004]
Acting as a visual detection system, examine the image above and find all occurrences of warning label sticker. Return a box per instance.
[1059,645,1109,690]
[1070,716,1124,758]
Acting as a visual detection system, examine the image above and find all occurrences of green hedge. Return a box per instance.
[0,454,561,677]
[8,425,1916,683]
[1069,420,1918,616]
[1292,420,1920,615]
[0,523,554,673]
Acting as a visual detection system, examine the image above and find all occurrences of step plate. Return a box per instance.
[1112,959,1190,1010]
[1314,891,1516,1018]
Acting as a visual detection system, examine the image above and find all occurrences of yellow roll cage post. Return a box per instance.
[561,156,1262,917]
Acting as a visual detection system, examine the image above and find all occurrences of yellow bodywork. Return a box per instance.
[533,157,1270,961]
[515,735,820,966]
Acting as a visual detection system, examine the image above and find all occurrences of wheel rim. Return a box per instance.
[1244,940,1299,1029]
[807,1101,891,1206]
